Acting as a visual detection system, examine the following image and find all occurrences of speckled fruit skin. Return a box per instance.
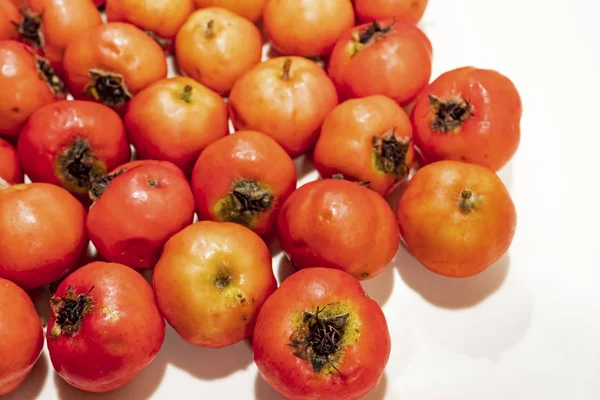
[47,262,165,393]
[17,100,131,197]
[87,162,195,269]
[254,268,391,400]
[277,179,400,280]
[229,56,338,157]
[175,7,262,95]
[0,182,87,289]
[328,19,432,106]
[62,23,167,107]
[191,130,297,236]
[411,67,522,171]
[124,77,229,175]
[22,0,103,70]
[397,160,517,278]
[0,278,44,396]
[153,221,277,348]
[263,0,355,57]
[0,40,64,139]
[313,95,415,196]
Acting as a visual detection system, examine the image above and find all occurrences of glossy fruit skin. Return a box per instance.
[192,0,266,22]
[0,40,64,138]
[314,96,414,196]
[277,179,399,280]
[47,262,165,393]
[106,0,194,44]
[62,23,167,108]
[17,100,131,196]
[0,0,19,41]
[0,138,23,184]
[175,8,262,96]
[191,130,296,235]
[263,0,354,57]
[254,268,391,400]
[397,161,517,278]
[22,0,103,69]
[0,183,87,289]
[411,67,523,171]
[109,159,185,176]
[328,19,432,106]
[153,221,277,348]
[125,77,229,174]
[354,0,429,24]
[6,0,26,8]
[0,278,44,396]
[87,163,195,270]
[229,56,338,157]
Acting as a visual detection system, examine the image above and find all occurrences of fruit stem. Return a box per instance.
[180,85,193,103]
[205,20,215,38]
[459,189,477,212]
[281,58,293,80]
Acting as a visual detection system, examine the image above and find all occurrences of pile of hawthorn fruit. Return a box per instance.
[0,0,522,398]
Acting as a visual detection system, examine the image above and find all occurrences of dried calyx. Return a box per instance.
[350,20,395,56]
[15,10,43,48]
[458,189,479,212]
[50,286,94,339]
[331,174,371,187]
[289,307,349,375]
[429,94,474,133]
[85,69,132,108]
[372,129,411,178]
[88,168,125,201]
[215,269,232,289]
[204,20,215,38]
[35,56,65,95]
[215,179,273,228]
[56,138,107,195]
[180,85,193,103]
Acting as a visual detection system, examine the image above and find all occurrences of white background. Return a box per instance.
[7,0,600,399]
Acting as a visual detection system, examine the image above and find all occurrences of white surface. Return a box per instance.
[7,0,600,399]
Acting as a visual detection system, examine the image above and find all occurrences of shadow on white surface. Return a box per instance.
[277,255,296,284]
[53,341,168,400]
[253,372,282,400]
[361,263,395,306]
[253,371,389,399]
[415,265,533,360]
[497,161,514,191]
[396,246,510,309]
[294,154,317,183]
[2,355,48,400]
[265,234,296,285]
[160,326,254,380]
[361,373,389,400]
[53,326,254,399]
